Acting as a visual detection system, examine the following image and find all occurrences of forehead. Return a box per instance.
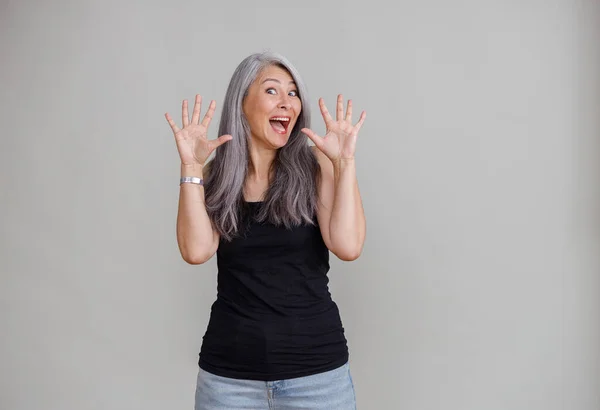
[255,65,295,84]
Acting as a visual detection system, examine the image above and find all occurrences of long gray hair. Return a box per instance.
[204,51,320,241]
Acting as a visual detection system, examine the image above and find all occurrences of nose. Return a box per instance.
[279,94,292,110]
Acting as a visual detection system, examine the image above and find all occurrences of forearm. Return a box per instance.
[176,163,216,264]
[328,159,366,260]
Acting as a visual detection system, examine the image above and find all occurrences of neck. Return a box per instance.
[247,140,277,182]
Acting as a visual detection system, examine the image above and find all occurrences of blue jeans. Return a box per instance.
[194,362,357,409]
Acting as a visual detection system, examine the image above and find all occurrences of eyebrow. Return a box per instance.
[261,78,296,86]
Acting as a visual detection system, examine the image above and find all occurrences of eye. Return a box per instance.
[289,90,298,97]
[266,88,277,95]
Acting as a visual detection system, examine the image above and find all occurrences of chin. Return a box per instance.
[269,132,291,148]
[272,140,289,150]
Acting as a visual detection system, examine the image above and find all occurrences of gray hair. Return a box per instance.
[204,51,320,241]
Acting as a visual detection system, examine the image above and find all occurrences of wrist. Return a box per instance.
[181,162,204,177]
[332,156,355,168]
[332,157,355,177]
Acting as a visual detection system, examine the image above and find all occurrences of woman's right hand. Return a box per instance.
[165,95,232,166]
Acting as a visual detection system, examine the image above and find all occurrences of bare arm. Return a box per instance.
[165,95,232,264]
[313,148,366,260]
[176,163,220,264]
[304,95,367,261]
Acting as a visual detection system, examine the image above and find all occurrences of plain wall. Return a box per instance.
[1,0,599,409]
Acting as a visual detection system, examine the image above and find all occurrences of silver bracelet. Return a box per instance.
[180,176,203,186]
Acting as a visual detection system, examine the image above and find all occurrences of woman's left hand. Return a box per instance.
[302,95,366,164]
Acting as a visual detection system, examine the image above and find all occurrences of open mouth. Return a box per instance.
[269,116,291,134]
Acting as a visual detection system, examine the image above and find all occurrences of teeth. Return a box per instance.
[270,117,290,121]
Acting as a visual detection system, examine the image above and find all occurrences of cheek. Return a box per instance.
[245,105,265,129]
[294,102,302,121]
[251,101,270,121]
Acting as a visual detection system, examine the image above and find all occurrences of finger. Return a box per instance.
[336,94,343,121]
[182,99,190,127]
[345,99,353,122]
[211,134,233,149]
[301,128,323,148]
[208,135,233,155]
[191,95,202,125]
[318,98,333,126]
[353,111,367,134]
[201,100,216,128]
[165,112,180,133]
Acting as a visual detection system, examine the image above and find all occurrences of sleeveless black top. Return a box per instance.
[198,201,349,381]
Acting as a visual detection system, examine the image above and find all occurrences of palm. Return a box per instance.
[165,95,232,166]
[302,95,366,163]
[174,124,211,165]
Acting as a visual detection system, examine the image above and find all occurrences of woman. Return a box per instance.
[165,51,366,410]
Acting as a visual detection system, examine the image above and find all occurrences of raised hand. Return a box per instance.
[165,95,232,166]
[301,94,366,163]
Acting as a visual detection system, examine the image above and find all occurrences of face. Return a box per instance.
[242,65,302,150]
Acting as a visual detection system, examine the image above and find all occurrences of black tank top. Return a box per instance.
[198,201,349,381]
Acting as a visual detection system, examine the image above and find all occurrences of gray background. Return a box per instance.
[1,0,599,409]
